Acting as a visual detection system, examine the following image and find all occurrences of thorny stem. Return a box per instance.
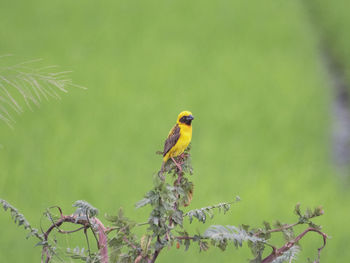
[261,227,328,263]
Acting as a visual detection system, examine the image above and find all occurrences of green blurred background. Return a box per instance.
[1,0,350,262]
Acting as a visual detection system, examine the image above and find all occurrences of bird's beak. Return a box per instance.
[188,115,194,120]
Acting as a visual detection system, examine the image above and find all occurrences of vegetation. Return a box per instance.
[0,56,81,126]
[1,149,328,262]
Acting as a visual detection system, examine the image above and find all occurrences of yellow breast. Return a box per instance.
[164,124,192,161]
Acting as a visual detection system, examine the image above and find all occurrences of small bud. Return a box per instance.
[315,206,324,216]
[176,241,180,249]
[294,202,301,216]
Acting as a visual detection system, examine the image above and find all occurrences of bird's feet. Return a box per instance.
[171,157,183,173]
[180,152,189,159]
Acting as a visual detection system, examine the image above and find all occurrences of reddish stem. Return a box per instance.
[43,215,109,263]
[261,227,327,263]
[93,217,108,263]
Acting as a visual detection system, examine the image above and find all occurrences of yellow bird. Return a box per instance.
[162,111,194,171]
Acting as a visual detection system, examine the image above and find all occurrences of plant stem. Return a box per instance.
[261,227,327,263]
[43,215,109,263]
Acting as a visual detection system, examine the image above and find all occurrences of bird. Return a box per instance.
[161,111,194,172]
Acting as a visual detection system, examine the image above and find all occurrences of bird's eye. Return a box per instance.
[179,116,186,123]
[179,115,193,124]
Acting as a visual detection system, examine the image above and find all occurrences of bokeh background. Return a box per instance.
[1,0,350,262]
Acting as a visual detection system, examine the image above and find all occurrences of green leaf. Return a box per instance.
[135,198,151,209]
[294,203,301,216]
[204,225,264,251]
[72,200,98,218]
[35,241,48,247]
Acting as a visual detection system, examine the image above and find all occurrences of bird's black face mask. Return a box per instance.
[179,115,194,125]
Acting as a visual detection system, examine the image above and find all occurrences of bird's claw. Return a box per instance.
[171,157,183,173]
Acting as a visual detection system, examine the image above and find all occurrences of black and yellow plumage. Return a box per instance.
[162,111,194,167]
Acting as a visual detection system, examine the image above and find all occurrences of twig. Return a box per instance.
[43,216,89,240]
[136,222,149,227]
[149,248,162,263]
[261,227,327,263]
[123,236,138,250]
[58,226,85,234]
[85,210,100,249]
[84,227,92,258]
[254,222,299,237]
[43,214,109,263]
[175,236,197,240]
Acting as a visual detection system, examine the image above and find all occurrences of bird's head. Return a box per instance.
[177,111,194,126]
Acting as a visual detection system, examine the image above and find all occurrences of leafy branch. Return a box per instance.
[0,199,43,241]
[1,147,328,262]
[184,197,240,224]
[40,201,108,263]
[261,227,327,263]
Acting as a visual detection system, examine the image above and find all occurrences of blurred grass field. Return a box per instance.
[1,0,350,262]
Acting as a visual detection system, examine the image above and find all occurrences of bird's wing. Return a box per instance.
[163,124,181,156]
